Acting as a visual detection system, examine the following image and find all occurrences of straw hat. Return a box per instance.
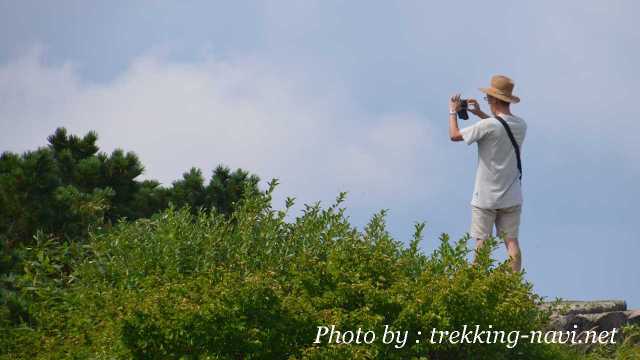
[479,75,520,103]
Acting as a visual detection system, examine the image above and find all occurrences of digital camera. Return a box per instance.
[457,99,469,120]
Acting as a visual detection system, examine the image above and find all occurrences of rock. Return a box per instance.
[541,299,639,353]
[547,314,568,331]
[581,311,628,332]
[557,313,596,332]
[539,300,627,316]
[542,300,638,334]
[626,309,640,326]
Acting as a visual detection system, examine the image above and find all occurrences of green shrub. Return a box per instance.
[1,182,632,359]
[0,127,260,256]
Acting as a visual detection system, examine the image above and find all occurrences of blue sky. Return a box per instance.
[1,1,638,306]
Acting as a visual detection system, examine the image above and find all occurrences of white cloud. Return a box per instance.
[0,50,439,212]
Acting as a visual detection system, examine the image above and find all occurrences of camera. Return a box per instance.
[457,99,469,120]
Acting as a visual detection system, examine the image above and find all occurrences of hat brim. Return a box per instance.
[479,87,520,103]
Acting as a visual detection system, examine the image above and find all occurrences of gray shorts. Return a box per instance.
[470,204,522,240]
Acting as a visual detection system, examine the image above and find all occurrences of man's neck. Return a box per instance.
[493,108,512,117]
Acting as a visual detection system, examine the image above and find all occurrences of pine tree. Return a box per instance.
[0,128,261,254]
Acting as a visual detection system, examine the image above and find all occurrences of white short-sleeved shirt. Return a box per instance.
[459,113,527,209]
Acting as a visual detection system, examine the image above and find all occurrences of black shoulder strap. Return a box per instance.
[495,116,522,180]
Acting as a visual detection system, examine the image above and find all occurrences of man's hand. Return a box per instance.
[449,93,462,113]
[448,93,464,141]
[468,98,489,119]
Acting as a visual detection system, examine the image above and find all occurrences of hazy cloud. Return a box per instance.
[0,50,439,212]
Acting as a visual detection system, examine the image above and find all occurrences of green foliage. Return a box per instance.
[0,127,259,255]
[0,128,141,248]
[0,128,261,358]
[169,165,260,217]
[0,128,259,248]
[580,324,640,360]
[1,130,636,358]
[4,183,630,359]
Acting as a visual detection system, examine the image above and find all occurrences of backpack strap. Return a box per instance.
[495,116,522,180]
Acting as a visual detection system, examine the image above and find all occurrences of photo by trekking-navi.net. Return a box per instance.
[1,1,638,359]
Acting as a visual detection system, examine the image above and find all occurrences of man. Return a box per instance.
[448,75,527,272]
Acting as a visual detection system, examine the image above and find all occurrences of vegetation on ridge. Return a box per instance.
[1,129,638,359]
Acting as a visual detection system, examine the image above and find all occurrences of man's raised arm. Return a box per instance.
[449,93,464,142]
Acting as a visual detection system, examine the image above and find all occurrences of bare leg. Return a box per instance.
[504,237,522,272]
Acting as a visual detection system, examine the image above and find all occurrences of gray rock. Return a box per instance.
[542,299,639,353]
[564,314,597,332]
[547,314,569,331]
[582,311,628,332]
[539,300,627,316]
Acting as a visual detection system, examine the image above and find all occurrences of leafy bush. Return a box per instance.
[2,182,634,359]
[0,127,260,254]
